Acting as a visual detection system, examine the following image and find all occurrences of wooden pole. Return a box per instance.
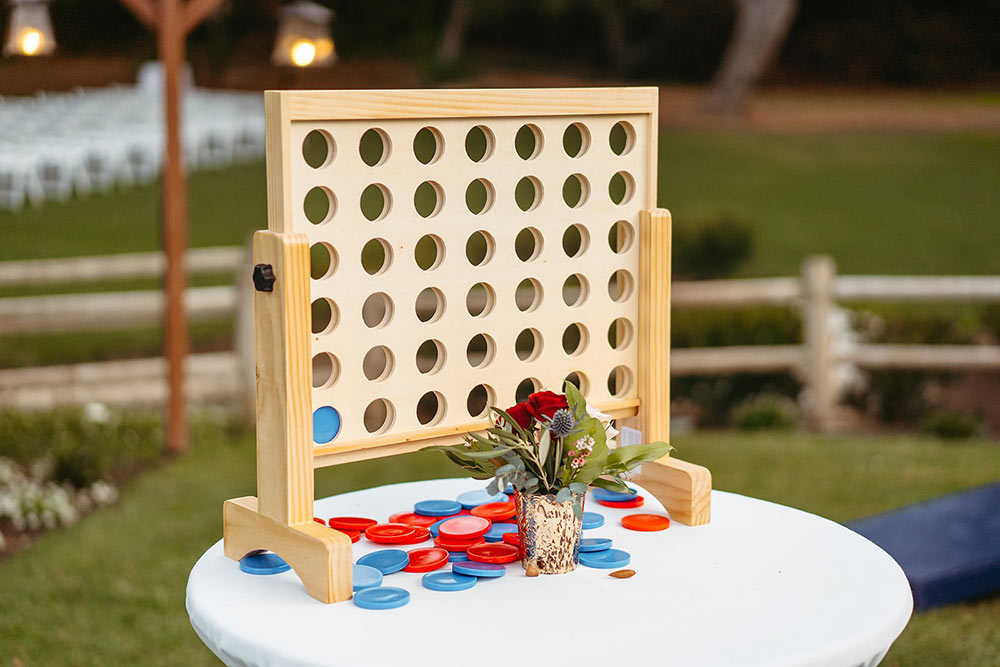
[802,255,836,432]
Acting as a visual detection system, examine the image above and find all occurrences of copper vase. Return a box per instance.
[513,489,584,574]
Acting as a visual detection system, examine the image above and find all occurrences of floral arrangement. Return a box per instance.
[430,381,672,515]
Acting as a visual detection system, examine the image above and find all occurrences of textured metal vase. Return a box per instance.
[513,489,584,574]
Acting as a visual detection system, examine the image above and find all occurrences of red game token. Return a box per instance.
[466,542,520,564]
[330,528,361,543]
[327,517,378,531]
[313,517,326,525]
[396,526,431,544]
[403,547,450,573]
[501,532,521,547]
[621,513,671,532]
[365,522,419,544]
[438,515,491,540]
[598,496,645,509]
[434,535,486,552]
[470,501,516,521]
[388,512,445,528]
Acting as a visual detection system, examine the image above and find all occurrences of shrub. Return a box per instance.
[731,394,799,431]
[920,411,983,440]
[673,216,754,279]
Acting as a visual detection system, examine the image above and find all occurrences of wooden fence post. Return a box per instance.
[801,255,836,432]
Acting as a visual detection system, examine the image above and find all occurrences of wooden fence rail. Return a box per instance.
[1,250,998,431]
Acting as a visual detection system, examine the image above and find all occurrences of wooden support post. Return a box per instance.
[802,255,836,432]
[631,208,712,526]
[234,242,256,418]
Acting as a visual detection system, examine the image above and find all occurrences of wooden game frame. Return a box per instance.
[223,87,711,603]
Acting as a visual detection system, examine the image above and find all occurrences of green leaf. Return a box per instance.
[487,477,500,495]
[590,476,630,494]
[491,407,532,442]
[565,417,608,486]
[555,487,573,503]
[538,429,551,468]
[606,441,674,470]
[569,482,588,495]
[563,380,588,420]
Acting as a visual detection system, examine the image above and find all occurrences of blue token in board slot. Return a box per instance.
[239,552,291,575]
[580,537,613,553]
[453,561,506,578]
[414,499,463,517]
[422,571,477,592]
[353,587,410,610]
[580,548,631,569]
[449,551,470,562]
[356,549,409,575]
[352,564,384,591]
[484,522,518,542]
[456,489,506,509]
[312,406,341,445]
[582,512,605,530]
[592,487,639,503]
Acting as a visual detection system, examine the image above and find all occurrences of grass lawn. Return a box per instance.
[0,428,997,665]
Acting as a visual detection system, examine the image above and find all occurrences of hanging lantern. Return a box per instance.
[272,1,335,68]
[3,0,55,57]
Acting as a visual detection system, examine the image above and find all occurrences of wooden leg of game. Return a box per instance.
[633,457,712,526]
[224,496,353,603]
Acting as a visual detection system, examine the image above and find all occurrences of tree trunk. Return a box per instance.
[703,0,799,116]
[435,0,472,68]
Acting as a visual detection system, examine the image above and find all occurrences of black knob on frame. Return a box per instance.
[252,264,276,292]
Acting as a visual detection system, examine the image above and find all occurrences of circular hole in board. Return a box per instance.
[415,287,446,323]
[312,352,341,389]
[515,328,543,362]
[310,242,338,279]
[515,377,540,403]
[514,278,543,313]
[304,186,335,225]
[416,339,446,375]
[414,234,444,271]
[562,323,589,356]
[514,176,543,212]
[564,371,589,396]
[562,224,590,258]
[515,227,542,262]
[515,124,542,160]
[364,398,396,434]
[413,181,444,218]
[303,129,335,168]
[608,172,635,206]
[465,125,495,162]
[466,282,496,318]
[466,333,496,368]
[562,274,590,307]
[467,384,495,418]
[311,298,340,335]
[609,121,636,156]
[607,365,634,398]
[362,292,394,329]
[465,178,495,215]
[361,183,392,221]
[608,318,635,350]
[465,230,495,266]
[608,269,635,303]
[359,128,390,167]
[417,391,447,426]
[313,406,341,444]
[563,123,590,158]
[361,238,392,275]
[413,127,443,165]
[363,345,395,382]
[562,174,590,208]
[608,220,636,254]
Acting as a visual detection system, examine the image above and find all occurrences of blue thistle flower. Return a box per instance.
[546,408,576,438]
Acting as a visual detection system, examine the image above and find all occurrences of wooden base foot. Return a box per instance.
[632,457,712,526]
[223,496,353,603]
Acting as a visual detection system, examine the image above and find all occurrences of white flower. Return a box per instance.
[585,400,620,444]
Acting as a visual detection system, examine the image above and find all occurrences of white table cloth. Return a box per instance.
[187,479,912,667]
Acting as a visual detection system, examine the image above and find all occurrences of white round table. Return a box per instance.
[187,479,912,667]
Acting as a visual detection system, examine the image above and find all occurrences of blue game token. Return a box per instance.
[582,511,605,530]
[580,548,631,569]
[353,586,410,610]
[422,571,477,592]
[357,549,409,575]
[580,537,613,553]
[239,551,291,575]
[592,487,639,503]
[456,489,506,509]
[312,406,341,444]
[449,551,470,562]
[504,484,515,495]
[353,564,384,591]
[414,499,463,517]
[484,522,518,542]
[453,561,506,578]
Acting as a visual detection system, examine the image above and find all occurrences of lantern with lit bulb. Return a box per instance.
[3,0,55,56]
[271,0,335,68]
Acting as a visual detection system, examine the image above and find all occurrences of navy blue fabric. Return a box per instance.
[847,483,1000,610]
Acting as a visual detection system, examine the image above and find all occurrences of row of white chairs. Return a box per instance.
[0,85,265,211]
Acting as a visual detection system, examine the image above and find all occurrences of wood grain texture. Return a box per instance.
[633,457,712,526]
[264,92,293,234]
[254,231,314,524]
[224,496,353,603]
[638,208,672,443]
[279,87,658,121]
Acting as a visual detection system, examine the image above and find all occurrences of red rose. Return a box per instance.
[504,391,568,429]
[504,402,532,429]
